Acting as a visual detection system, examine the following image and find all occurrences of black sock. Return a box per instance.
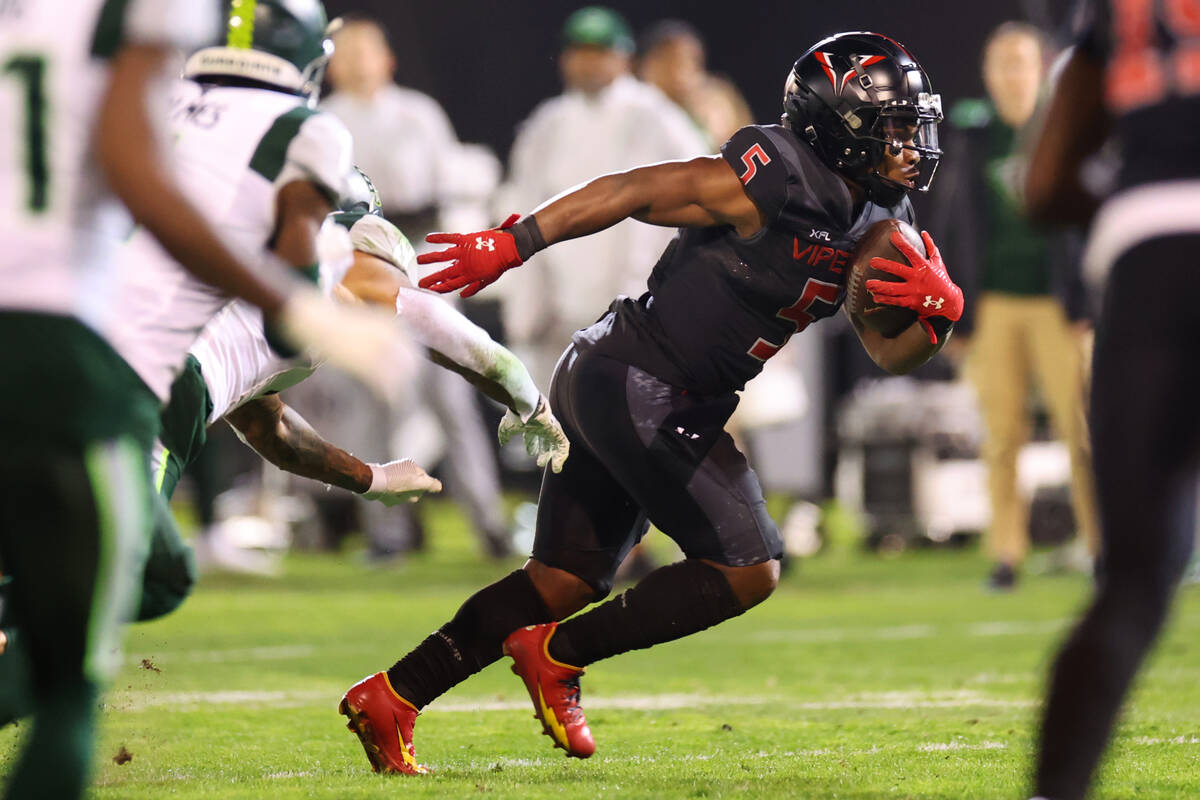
[548,560,744,667]
[386,569,552,709]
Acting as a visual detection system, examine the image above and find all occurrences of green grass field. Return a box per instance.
[3,500,1198,799]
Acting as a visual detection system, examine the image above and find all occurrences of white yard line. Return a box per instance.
[918,740,1007,752]
[752,619,1069,644]
[1130,736,1200,746]
[124,619,1073,668]
[967,620,1069,637]
[112,688,1030,713]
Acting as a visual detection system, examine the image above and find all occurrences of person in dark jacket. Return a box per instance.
[930,22,1097,591]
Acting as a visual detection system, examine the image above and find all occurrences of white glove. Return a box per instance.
[497,395,570,474]
[274,287,419,405]
[362,459,442,506]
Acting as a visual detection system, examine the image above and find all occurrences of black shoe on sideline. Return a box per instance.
[986,563,1018,593]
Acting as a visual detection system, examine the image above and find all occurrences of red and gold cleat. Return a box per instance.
[339,672,429,775]
[502,622,595,758]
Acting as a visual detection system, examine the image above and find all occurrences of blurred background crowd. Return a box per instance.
[181,0,1124,594]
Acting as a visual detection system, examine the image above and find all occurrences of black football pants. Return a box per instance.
[1036,234,1200,800]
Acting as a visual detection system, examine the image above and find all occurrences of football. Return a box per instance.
[845,218,925,338]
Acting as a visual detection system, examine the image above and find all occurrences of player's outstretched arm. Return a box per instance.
[417,157,762,296]
[225,395,441,504]
[531,155,766,241]
[341,251,540,415]
[1025,48,1109,226]
[96,45,291,315]
[341,251,569,472]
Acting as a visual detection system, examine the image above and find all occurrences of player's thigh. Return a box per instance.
[569,357,781,569]
[532,346,648,598]
[1091,236,1200,575]
[531,432,647,599]
[0,438,151,689]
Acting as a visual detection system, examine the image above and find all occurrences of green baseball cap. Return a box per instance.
[562,6,634,54]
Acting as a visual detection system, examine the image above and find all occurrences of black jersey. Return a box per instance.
[576,124,914,395]
[1073,0,1200,189]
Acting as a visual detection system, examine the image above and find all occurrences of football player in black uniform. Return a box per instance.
[338,32,963,773]
[1025,3,1200,799]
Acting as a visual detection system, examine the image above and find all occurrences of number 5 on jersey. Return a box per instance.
[739,143,771,184]
[748,278,841,361]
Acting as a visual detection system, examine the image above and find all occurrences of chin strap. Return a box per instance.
[863,170,909,208]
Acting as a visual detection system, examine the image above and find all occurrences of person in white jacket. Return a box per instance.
[321,15,513,558]
[495,6,711,388]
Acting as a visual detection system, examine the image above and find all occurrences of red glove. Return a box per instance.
[416,214,523,298]
[866,230,963,344]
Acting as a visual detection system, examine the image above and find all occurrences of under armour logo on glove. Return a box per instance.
[865,230,963,344]
[418,214,525,298]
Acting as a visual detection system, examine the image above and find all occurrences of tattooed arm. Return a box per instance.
[224,394,372,492]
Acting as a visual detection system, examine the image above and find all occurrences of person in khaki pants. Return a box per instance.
[933,22,1098,590]
[968,295,1096,586]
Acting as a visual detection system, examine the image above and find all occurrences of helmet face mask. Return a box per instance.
[782,32,943,206]
[341,166,383,216]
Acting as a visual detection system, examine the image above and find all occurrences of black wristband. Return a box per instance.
[926,316,955,343]
[508,215,547,262]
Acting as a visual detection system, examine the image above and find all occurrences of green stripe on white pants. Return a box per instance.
[0,435,152,800]
[83,436,151,684]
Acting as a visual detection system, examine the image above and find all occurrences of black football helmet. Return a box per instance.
[783,32,943,207]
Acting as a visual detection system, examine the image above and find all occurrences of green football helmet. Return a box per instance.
[184,0,335,106]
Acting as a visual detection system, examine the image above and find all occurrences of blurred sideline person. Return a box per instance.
[494,6,710,390]
[1026,2,1200,799]
[323,14,499,242]
[0,1,405,796]
[322,14,512,559]
[338,32,960,773]
[636,19,753,147]
[931,22,1098,591]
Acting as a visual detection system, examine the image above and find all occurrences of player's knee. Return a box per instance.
[523,559,598,619]
[713,559,780,610]
[744,558,781,607]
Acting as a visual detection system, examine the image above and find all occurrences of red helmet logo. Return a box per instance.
[815,52,888,94]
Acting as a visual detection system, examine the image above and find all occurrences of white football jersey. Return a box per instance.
[0,0,217,325]
[106,80,356,401]
[190,217,354,423]
[192,212,415,424]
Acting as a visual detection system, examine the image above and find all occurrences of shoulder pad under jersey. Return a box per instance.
[250,108,355,206]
